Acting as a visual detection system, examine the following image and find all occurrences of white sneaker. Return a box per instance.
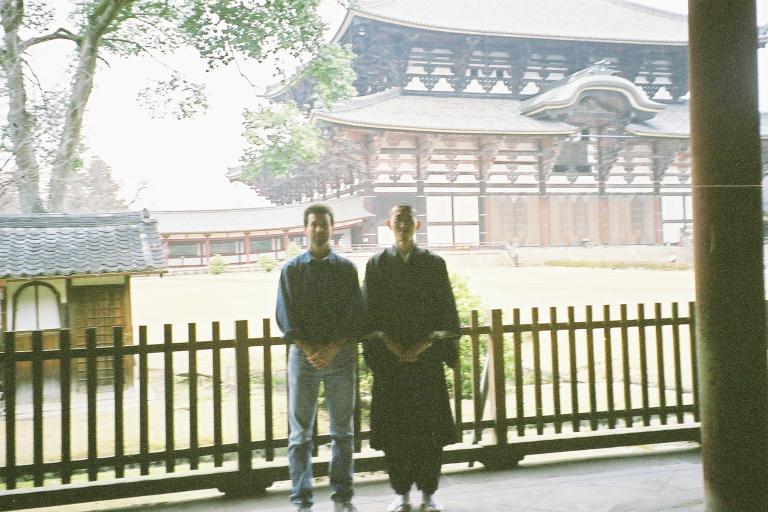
[387,494,412,512]
[421,493,444,512]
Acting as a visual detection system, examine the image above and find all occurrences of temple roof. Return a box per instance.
[153,196,373,235]
[336,0,689,44]
[627,102,768,138]
[314,88,577,135]
[0,211,165,279]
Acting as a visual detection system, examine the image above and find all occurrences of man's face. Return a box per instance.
[305,212,332,248]
[388,207,417,245]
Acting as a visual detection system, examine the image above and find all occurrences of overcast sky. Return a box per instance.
[41,1,768,211]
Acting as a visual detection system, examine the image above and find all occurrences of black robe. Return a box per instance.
[362,246,461,450]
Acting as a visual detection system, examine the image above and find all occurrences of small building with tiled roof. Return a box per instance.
[248,1,768,248]
[0,211,164,381]
[153,196,374,267]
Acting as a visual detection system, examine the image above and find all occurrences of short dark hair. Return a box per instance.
[304,203,334,227]
[390,203,417,218]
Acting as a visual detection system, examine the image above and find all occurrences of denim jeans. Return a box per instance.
[288,342,356,506]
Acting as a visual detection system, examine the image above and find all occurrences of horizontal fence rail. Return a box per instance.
[0,302,701,509]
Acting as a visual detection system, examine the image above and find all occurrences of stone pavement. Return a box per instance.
[36,444,704,512]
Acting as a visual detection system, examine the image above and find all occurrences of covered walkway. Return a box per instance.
[39,445,703,512]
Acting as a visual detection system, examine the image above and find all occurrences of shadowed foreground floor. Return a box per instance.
[23,444,703,512]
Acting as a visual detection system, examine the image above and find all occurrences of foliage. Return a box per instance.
[64,156,128,212]
[208,253,227,275]
[239,101,324,180]
[285,242,303,260]
[300,43,356,108]
[448,272,487,399]
[0,0,341,212]
[257,254,277,272]
[544,259,691,271]
[237,42,357,188]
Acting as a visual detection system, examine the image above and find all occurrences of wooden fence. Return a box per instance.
[0,302,700,510]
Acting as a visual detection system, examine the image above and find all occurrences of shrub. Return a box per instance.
[258,254,278,272]
[208,254,227,274]
[285,242,302,259]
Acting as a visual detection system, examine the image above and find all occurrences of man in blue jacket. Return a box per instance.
[276,203,362,512]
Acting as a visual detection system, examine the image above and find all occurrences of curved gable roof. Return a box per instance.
[336,0,689,44]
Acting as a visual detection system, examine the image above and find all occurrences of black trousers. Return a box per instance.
[383,435,443,495]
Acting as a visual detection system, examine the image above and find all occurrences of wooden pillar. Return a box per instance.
[203,235,211,265]
[652,196,663,244]
[538,196,550,247]
[244,232,251,264]
[688,3,768,511]
[598,197,610,245]
[282,230,290,257]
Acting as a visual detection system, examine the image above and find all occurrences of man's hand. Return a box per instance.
[307,339,344,369]
[382,335,402,358]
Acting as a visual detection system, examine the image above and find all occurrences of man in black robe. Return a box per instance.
[362,204,461,512]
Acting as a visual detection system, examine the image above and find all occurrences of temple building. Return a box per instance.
[240,0,768,248]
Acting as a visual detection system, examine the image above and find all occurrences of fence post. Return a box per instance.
[489,309,507,446]
[235,320,252,473]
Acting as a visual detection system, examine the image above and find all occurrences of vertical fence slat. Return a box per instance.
[603,305,615,429]
[489,309,507,445]
[620,304,633,427]
[86,328,98,481]
[235,320,252,473]
[453,340,463,442]
[4,331,17,489]
[671,303,685,423]
[212,322,223,467]
[353,342,362,453]
[32,330,44,487]
[263,319,275,461]
[689,301,700,422]
[60,330,72,484]
[163,324,175,473]
[113,327,125,478]
[139,326,150,476]
[654,303,668,425]
[470,310,483,443]
[188,323,199,471]
[531,308,544,435]
[585,306,598,431]
[637,304,651,427]
[567,306,580,432]
[513,309,525,437]
[549,307,562,434]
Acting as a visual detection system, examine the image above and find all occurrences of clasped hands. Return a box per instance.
[379,334,430,363]
[298,339,343,369]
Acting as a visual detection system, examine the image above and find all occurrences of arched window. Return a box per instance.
[13,281,62,331]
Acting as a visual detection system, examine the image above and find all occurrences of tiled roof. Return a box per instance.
[315,89,577,134]
[340,0,689,44]
[0,211,165,279]
[152,196,373,235]
[627,102,768,138]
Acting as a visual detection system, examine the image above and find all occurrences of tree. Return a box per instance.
[64,156,129,212]
[0,0,341,213]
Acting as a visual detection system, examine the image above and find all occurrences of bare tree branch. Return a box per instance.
[22,28,82,50]
[124,179,148,208]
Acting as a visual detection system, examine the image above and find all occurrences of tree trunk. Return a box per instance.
[1,0,45,212]
[46,0,131,212]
